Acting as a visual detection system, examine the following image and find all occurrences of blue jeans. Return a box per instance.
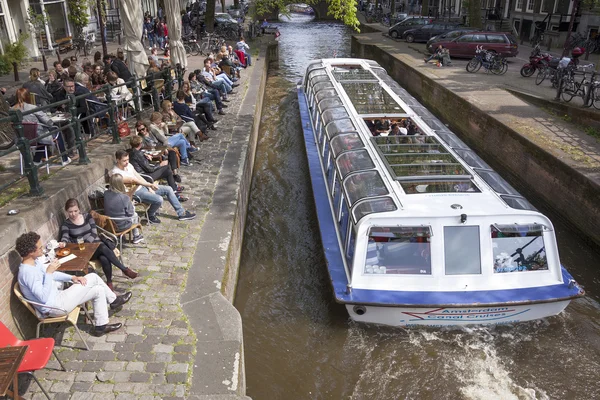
[202,89,223,110]
[167,133,190,160]
[217,73,233,86]
[135,185,185,217]
[244,52,252,66]
[215,77,232,93]
[148,33,156,48]
[210,80,229,98]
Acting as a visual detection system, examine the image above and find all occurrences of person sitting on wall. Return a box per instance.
[16,231,131,336]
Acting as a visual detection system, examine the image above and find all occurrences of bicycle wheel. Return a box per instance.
[561,80,575,102]
[199,41,210,55]
[184,44,193,55]
[593,86,600,110]
[191,43,201,56]
[535,69,547,85]
[466,58,481,73]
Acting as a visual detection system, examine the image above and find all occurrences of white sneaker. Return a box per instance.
[61,157,72,166]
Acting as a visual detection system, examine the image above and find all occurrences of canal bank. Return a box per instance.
[351,33,600,247]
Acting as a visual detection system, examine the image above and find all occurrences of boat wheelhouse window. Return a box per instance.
[476,170,520,195]
[500,195,537,211]
[454,149,492,170]
[322,108,349,126]
[336,149,375,177]
[352,197,397,222]
[491,225,548,273]
[392,163,470,179]
[343,171,389,204]
[364,227,432,275]
[444,226,482,275]
[330,133,364,157]
[325,119,356,139]
[340,82,407,114]
[400,180,480,194]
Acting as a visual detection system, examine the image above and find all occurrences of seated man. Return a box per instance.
[110,149,196,223]
[16,232,130,337]
[173,91,210,141]
[235,37,252,66]
[128,135,187,202]
[201,59,232,100]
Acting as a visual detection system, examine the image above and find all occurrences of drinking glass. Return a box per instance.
[77,237,85,251]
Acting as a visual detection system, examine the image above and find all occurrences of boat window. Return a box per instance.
[317,98,344,113]
[400,180,480,194]
[325,118,356,139]
[420,117,448,132]
[322,107,349,125]
[391,163,470,179]
[305,65,325,87]
[315,89,338,103]
[336,149,375,177]
[364,227,432,275]
[444,226,481,275]
[343,171,389,204]
[310,75,331,88]
[378,143,447,154]
[476,170,519,195]
[308,69,327,81]
[436,132,469,149]
[332,67,377,82]
[500,195,537,211]
[341,82,407,114]
[352,197,397,222]
[491,225,548,273]
[385,153,457,165]
[454,149,492,170]
[374,136,438,145]
[313,82,335,95]
[330,133,364,157]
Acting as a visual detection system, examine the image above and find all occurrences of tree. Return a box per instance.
[466,0,482,29]
[66,0,90,40]
[251,0,360,30]
[205,0,216,32]
[27,7,49,50]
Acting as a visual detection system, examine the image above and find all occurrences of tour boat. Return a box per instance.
[297,58,584,327]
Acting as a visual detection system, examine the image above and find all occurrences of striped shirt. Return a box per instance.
[60,213,100,243]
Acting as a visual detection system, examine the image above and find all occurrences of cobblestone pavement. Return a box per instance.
[18,50,252,400]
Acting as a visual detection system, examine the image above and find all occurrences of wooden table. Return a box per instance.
[0,345,27,399]
[57,243,100,274]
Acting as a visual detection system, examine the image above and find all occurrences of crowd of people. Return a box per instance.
[9,20,255,337]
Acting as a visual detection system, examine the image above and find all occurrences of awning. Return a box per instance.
[164,0,187,70]
[119,0,149,78]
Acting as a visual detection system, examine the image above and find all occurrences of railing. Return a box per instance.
[0,66,184,198]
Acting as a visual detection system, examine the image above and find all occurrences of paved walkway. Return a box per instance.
[14,39,262,399]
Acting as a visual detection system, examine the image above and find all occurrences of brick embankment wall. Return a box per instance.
[351,37,600,247]
[0,143,125,337]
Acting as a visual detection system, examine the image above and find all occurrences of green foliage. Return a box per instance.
[0,34,30,75]
[67,0,91,39]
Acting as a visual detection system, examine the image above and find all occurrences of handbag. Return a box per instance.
[118,121,131,137]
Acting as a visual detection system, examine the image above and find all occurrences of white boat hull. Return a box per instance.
[346,301,572,327]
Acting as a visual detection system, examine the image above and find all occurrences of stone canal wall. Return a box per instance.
[351,36,600,246]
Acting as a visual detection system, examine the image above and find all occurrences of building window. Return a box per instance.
[542,0,555,12]
[516,0,524,11]
[526,0,535,11]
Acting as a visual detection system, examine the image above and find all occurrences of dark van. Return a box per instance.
[388,17,432,39]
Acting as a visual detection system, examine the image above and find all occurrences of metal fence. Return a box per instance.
[0,66,184,198]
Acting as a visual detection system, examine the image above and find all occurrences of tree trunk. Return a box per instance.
[469,0,482,28]
[391,0,396,14]
[562,0,580,57]
[422,0,430,16]
[205,0,216,32]
[221,0,226,13]
[234,0,239,8]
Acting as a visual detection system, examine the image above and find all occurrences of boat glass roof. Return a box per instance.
[340,82,407,115]
[401,180,480,194]
[336,149,375,178]
[322,107,349,126]
[353,197,397,222]
[344,171,389,204]
[317,98,344,113]
[330,133,364,157]
[332,67,378,82]
[315,89,338,103]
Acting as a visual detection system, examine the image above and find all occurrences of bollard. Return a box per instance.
[13,62,19,82]
[547,37,552,52]
[10,109,44,196]
[68,94,90,164]
[105,85,121,143]
[55,48,61,63]
[42,53,48,72]
[118,32,121,45]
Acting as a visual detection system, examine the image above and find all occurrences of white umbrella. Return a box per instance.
[164,0,188,70]
[119,0,149,78]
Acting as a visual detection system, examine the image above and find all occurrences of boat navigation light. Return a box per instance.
[460,214,467,224]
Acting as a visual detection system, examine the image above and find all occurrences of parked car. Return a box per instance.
[402,23,462,43]
[430,31,519,58]
[215,13,238,25]
[426,28,479,48]
[388,17,432,39]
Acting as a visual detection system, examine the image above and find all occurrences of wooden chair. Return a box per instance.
[18,122,57,175]
[0,322,66,399]
[90,210,142,259]
[13,282,91,350]
[221,64,232,78]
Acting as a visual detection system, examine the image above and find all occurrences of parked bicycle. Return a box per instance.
[558,64,595,105]
[198,32,226,56]
[74,31,95,58]
[183,33,202,56]
[466,46,508,75]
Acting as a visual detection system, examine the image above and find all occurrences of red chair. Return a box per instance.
[0,322,65,399]
[234,49,247,67]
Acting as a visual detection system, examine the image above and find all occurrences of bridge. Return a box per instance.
[257,2,336,21]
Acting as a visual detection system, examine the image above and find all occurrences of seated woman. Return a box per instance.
[59,198,139,291]
[148,112,196,166]
[91,63,106,89]
[104,173,145,241]
[161,100,203,140]
[12,88,71,166]
[135,120,181,177]
[106,71,134,109]
[45,70,63,99]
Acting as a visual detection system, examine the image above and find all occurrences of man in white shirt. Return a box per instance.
[235,37,252,66]
[110,149,196,223]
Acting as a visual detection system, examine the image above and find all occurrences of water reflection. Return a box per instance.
[236,14,600,400]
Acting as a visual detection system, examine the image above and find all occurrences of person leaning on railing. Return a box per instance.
[11,87,71,166]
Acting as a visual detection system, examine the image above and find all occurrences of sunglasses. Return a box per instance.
[137,126,146,132]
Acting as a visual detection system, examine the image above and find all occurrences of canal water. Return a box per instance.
[234,14,600,400]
